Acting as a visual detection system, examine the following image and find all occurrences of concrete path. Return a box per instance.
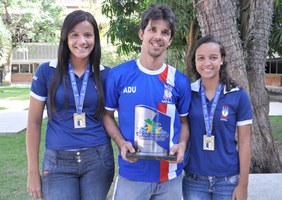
[269,102,282,116]
[0,99,46,135]
[0,110,47,135]
[248,173,282,200]
[0,110,29,134]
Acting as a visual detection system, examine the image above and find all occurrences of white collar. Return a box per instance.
[136,59,166,75]
[191,79,239,94]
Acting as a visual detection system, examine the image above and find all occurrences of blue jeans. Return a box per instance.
[113,174,182,200]
[182,172,239,200]
[42,143,114,200]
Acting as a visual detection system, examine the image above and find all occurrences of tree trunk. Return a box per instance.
[3,49,12,85]
[241,0,282,172]
[192,0,282,172]
[184,20,200,81]
[192,0,249,90]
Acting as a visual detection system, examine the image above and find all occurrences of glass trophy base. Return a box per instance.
[126,152,177,161]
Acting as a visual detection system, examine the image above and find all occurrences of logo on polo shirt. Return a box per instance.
[32,75,38,81]
[123,86,136,93]
[162,83,173,104]
[220,105,229,121]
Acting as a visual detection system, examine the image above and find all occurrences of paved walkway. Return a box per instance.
[0,100,47,135]
[248,173,282,200]
[269,102,282,116]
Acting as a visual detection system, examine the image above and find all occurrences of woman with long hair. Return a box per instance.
[26,10,114,200]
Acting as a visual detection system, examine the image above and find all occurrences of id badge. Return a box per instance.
[73,113,86,128]
[203,135,215,151]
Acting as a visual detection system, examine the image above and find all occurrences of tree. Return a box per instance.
[101,0,282,172]
[0,0,64,84]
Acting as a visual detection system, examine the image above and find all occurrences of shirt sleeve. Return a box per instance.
[237,89,253,126]
[104,69,119,111]
[176,72,191,116]
[30,62,49,102]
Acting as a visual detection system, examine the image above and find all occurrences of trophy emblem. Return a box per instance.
[126,105,176,160]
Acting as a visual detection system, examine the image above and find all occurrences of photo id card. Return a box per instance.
[73,113,86,128]
[203,135,215,151]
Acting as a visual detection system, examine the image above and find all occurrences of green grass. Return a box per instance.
[0,132,29,200]
[0,120,46,200]
[270,116,282,142]
[0,85,30,101]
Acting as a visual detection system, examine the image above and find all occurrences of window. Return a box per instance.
[33,63,40,73]
[265,58,282,75]
[11,63,40,74]
[20,64,30,73]
[12,64,20,73]
[278,61,282,74]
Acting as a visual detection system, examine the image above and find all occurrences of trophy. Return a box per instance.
[126,105,177,161]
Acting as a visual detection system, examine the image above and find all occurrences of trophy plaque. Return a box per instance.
[126,105,177,161]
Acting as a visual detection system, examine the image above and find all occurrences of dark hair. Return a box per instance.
[140,4,176,39]
[190,35,238,90]
[49,10,104,118]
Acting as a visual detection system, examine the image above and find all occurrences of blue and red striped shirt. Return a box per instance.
[105,59,191,182]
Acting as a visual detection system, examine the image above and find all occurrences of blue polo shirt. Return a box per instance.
[30,60,111,150]
[184,79,252,177]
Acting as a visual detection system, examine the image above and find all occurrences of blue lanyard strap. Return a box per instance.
[200,82,222,136]
[68,63,90,114]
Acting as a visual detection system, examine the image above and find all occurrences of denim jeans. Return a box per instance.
[182,172,239,200]
[42,143,114,200]
[113,174,182,200]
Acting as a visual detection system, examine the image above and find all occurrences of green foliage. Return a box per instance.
[101,44,139,67]
[269,0,282,57]
[28,1,64,43]
[101,0,194,54]
[101,0,195,68]
[102,0,150,54]
[156,0,195,48]
[0,20,12,67]
[101,0,281,66]
[0,0,64,47]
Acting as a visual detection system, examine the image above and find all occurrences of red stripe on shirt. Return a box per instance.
[160,160,169,182]
[159,65,168,82]
[158,96,169,181]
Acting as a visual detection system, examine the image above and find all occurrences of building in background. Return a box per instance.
[10,0,88,83]
[11,44,58,83]
[265,57,282,87]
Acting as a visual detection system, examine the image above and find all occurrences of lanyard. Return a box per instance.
[68,63,90,114]
[200,82,222,136]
